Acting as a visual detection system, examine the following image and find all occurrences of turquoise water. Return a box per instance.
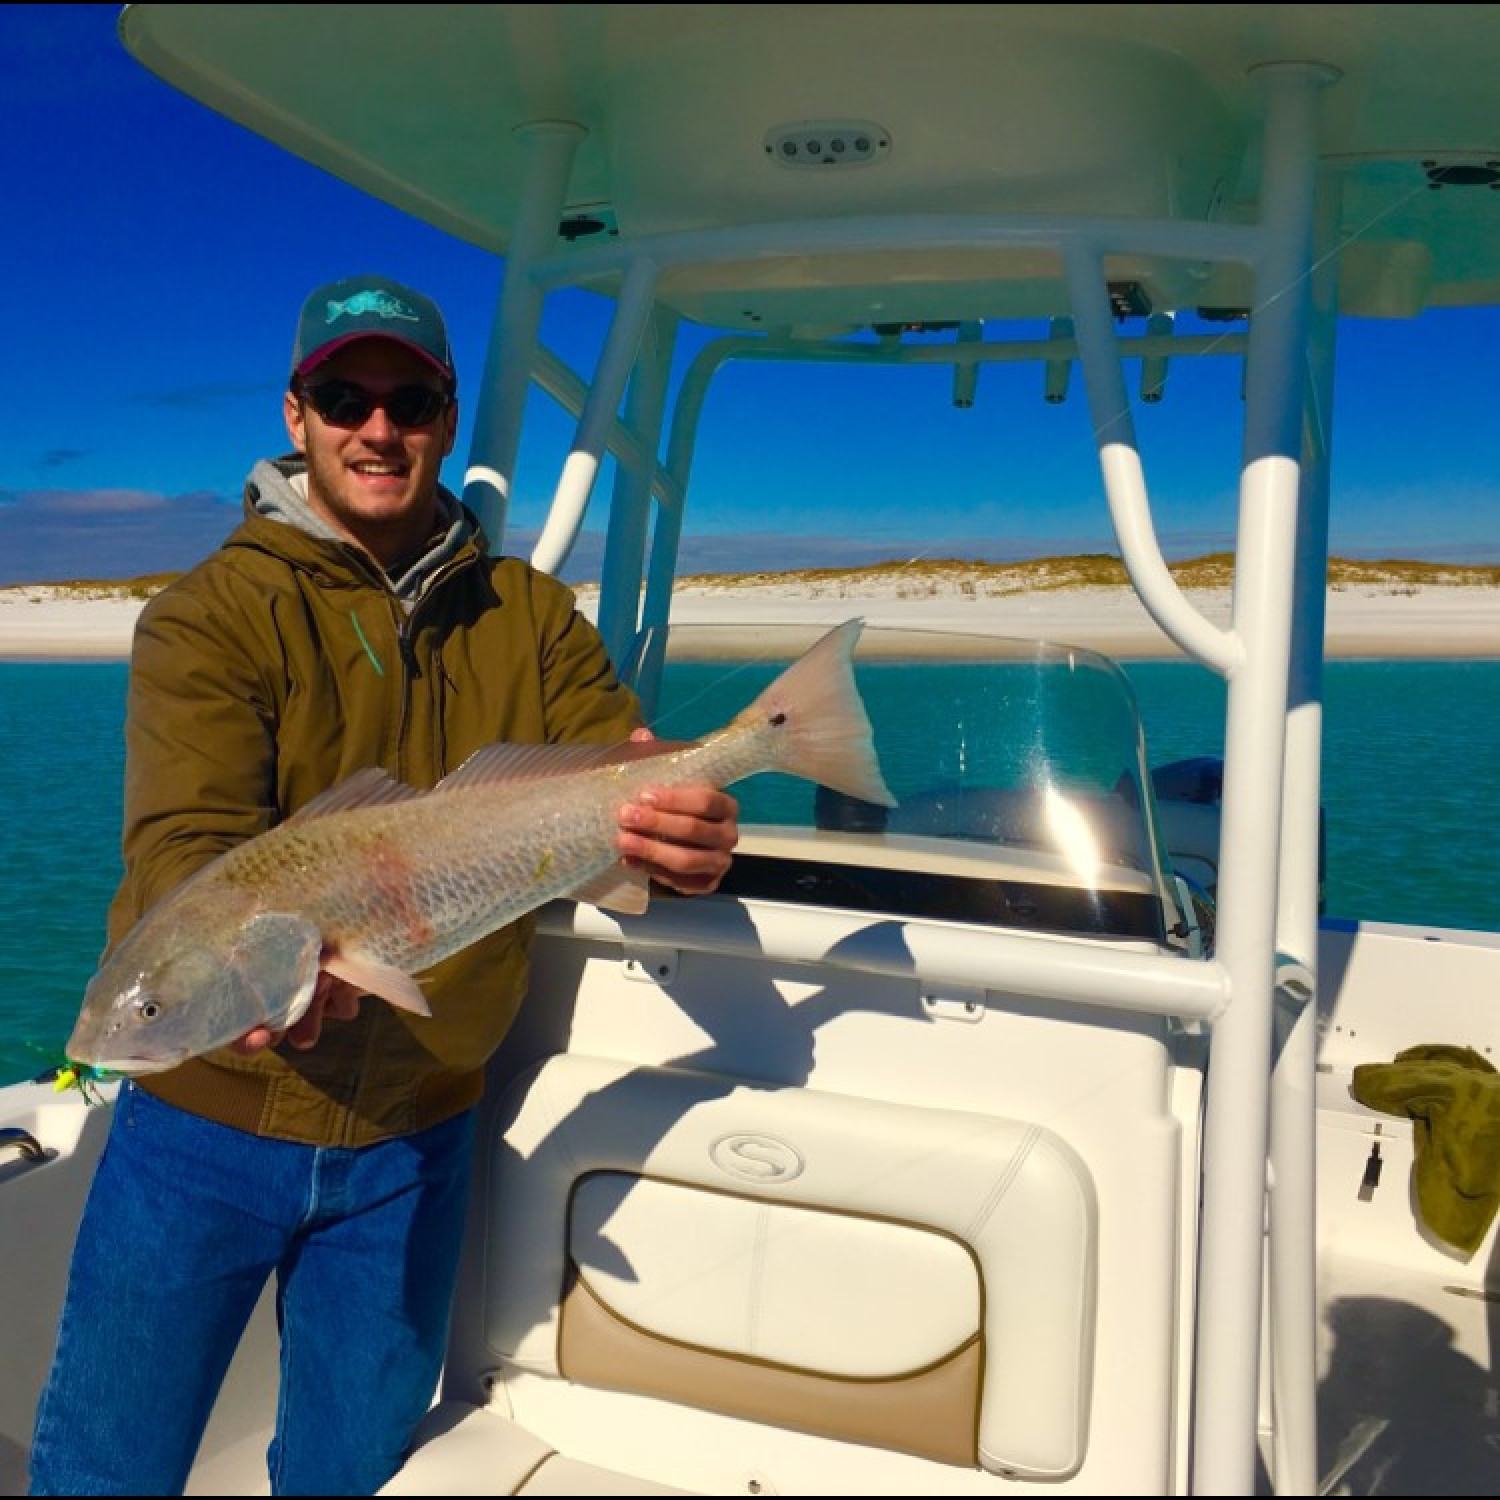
[1,656,1496,1087]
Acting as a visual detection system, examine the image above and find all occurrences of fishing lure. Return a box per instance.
[57,1062,116,1104]
[45,1055,115,1106]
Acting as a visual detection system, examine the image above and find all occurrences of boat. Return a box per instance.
[3,5,1497,1494]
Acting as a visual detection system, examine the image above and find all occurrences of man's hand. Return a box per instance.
[230,970,364,1056]
[615,728,739,895]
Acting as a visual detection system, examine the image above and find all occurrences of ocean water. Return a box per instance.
[1,655,1496,1088]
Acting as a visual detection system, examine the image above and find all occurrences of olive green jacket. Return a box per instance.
[116,486,641,1146]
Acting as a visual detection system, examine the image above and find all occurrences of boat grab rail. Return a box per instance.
[0,1127,52,1184]
[541,892,1231,1023]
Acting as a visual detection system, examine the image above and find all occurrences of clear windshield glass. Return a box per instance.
[636,623,1194,948]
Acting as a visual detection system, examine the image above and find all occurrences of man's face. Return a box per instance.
[284,338,458,567]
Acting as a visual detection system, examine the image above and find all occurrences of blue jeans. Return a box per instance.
[29,1083,476,1496]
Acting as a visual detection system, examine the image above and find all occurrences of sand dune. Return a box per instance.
[1,564,1496,661]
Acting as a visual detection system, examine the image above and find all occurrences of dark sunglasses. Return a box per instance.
[297,378,451,429]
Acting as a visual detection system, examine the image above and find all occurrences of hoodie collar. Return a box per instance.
[245,455,476,605]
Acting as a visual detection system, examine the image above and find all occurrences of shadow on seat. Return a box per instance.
[384,1054,1099,1494]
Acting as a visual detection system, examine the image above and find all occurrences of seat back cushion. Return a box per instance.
[484,1055,1097,1480]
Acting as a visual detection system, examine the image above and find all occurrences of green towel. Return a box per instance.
[1350,1043,1500,1256]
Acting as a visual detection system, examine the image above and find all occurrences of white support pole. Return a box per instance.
[462,121,585,547]
[1190,62,1334,1497]
[597,306,679,670]
[624,335,733,715]
[1064,243,1243,677]
[1266,152,1343,1499]
[530,256,660,576]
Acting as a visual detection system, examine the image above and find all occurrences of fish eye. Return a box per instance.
[135,999,161,1022]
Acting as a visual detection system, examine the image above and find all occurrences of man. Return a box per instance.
[29,274,739,1497]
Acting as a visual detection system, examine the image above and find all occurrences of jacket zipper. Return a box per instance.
[391,549,478,781]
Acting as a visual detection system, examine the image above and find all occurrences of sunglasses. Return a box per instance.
[297,378,451,429]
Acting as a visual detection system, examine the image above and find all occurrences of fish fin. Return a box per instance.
[290,767,422,822]
[322,953,432,1016]
[568,862,652,915]
[435,738,689,791]
[234,912,323,1031]
[276,978,318,1033]
[745,618,898,807]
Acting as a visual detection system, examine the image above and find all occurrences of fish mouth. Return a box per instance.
[70,1050,187,1077]
[88,1056,171,1080]
[67,1016,189,1076]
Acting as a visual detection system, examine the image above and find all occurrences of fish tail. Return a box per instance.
[744,619,896,806]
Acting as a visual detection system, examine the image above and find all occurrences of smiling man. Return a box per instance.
[29,275,740,1498]
[285,277,461,571]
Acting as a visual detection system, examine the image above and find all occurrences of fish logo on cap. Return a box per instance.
[325,290,420,326]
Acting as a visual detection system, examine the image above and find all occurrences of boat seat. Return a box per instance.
[380,1400,689,1495]
[385,1053,1098,1493]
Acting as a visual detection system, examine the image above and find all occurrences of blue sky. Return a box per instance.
[2,5,1497,587]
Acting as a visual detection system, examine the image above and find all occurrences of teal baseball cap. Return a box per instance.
[291,274,456,385]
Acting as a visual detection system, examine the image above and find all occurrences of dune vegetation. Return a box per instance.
[3,555,1497,603]
[662,553,1500,598]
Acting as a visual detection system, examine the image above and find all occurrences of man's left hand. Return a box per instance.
[615,729,739,895]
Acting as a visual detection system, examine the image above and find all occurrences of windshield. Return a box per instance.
[636,624,1193,948]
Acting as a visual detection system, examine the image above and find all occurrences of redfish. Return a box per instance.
[66,618,894,1074]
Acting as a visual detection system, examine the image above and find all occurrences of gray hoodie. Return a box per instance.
[245,455,475,608]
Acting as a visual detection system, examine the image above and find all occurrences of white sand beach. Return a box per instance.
[1,572,1497,662]
[0,575,1496,661]
[0,589,151,660]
